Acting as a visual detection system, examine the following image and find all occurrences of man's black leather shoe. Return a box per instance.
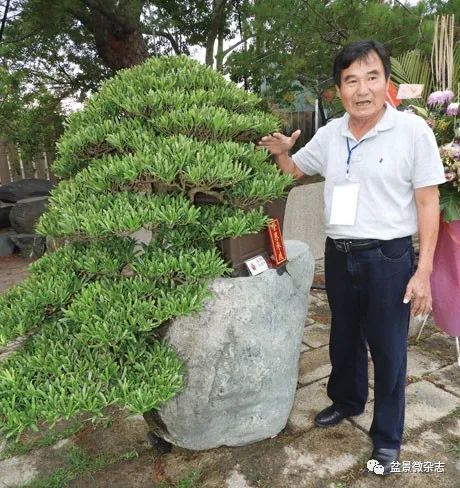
[370,447,400,475]
[314,405,348,427]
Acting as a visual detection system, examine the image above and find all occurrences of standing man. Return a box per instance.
[259,40,445,475]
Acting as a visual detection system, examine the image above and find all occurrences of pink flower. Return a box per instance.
[427,90,455,106]
[445,172,456,182]
[426,118,435,129]
[446,102,459,116]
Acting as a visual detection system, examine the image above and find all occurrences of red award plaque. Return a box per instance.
[267,218,287,266]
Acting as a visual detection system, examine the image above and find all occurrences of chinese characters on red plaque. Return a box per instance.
[267,218,287,266]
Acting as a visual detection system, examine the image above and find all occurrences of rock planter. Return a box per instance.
[144,240,314,450]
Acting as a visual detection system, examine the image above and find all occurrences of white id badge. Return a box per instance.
[329,182,360,226]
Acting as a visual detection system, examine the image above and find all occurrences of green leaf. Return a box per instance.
[440,186,460,223]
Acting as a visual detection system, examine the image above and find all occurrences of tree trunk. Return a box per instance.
[216,15,225,72]
[92,15,149,69]
[72,2,149,70]
[0,138,11,185]
[95,28,148,70]
[205,0,227,68]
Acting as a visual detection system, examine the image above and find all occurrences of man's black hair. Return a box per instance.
[333,40,391,86]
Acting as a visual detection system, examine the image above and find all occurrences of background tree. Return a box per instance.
[226,0,439,121]
[0,0,248,158]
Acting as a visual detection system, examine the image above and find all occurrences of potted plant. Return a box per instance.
[0,56,307,442]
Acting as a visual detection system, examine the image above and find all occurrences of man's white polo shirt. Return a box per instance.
[292,104,446,240]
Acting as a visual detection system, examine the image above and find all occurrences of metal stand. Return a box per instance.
[415,315,430,342]
[456,337,460,367]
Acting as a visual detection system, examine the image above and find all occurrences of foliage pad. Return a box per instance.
[0,56,292,437]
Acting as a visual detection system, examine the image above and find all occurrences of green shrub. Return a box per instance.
[0,55,293,437]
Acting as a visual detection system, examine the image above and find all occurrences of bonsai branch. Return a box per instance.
[187,187,225,204]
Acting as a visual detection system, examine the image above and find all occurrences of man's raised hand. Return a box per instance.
[258,129,301,156]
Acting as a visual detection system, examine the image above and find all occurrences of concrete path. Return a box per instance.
[0,256,459,487]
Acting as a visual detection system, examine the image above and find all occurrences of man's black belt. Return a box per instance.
[333,239,380,253]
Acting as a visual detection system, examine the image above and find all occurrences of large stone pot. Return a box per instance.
[144,240,314,450]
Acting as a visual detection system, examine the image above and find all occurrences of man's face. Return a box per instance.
[336,51,389,123]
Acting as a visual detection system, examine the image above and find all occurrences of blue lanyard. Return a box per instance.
[346,138,364,179]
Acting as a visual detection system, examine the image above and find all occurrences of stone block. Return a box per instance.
[9,234,46,259]
[9,196,49,234]
[0,233,15,256]
[0,178,53,203]
[0,202,14,228]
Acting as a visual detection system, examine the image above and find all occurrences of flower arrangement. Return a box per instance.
[393,14,460,222]
[425,87,460,222]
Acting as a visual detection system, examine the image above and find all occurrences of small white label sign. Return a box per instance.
[245,255,269,276]
[329,182,360,226]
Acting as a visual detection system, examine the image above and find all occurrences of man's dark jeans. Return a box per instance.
[324,236,415,449]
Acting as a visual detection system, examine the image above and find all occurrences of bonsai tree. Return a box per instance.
[0,56,293,438]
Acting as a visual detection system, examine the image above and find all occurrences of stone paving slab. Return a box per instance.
[351,380,459,433]
[404,381,459,430]
[406,345,448,378]
[303,322,330,348]
[278,421,372,487]
[305,317,316,326]
[298,347,331,386]
[425,364,460,398]
[0,453,41,487]
[0,441,69,488]
[417,332,459,365]
[307,292,327,308]
[287,379,330,433]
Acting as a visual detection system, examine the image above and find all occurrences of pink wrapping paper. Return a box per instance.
[431,217,460,337]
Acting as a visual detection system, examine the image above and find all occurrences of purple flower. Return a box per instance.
[427,90,455,106]
[446,102,459,116]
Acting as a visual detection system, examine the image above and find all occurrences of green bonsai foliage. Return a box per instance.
[0,55,293,438]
